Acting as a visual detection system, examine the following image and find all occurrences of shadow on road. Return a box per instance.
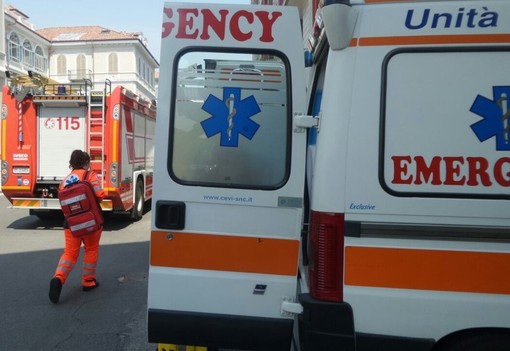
[0,240,155,351]
[6,214,136,232]
[6,201,152,232]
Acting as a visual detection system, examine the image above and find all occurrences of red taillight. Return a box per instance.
[308,211,345,302]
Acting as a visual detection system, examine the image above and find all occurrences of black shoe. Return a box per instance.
[49,277,62,304]
[82,279,100,292]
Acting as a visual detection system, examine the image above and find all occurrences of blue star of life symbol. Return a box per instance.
[65,174,80,187]
[201,87,261,147]
[470,86,510,151]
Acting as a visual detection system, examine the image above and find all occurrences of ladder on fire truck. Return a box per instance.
[87,79,111,185]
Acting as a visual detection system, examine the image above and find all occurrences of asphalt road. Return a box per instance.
[0,194,157,351]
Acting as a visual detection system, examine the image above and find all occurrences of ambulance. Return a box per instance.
[148,1,510,350]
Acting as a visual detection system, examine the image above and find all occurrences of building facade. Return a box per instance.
[0,1,159,160]
[2,4,50,89]
[37,25,157,100]
[1,2,158,101]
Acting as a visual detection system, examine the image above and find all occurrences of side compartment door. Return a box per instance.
[149,3,307,349]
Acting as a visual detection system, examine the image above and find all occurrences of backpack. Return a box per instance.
[58,171,104,237]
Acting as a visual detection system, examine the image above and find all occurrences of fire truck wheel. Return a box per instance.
[130,179,144,221]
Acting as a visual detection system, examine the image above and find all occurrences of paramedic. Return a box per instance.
[49,149,105,304]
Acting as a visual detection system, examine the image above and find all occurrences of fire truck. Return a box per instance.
[149,1,510,350]
[1,80,156,220]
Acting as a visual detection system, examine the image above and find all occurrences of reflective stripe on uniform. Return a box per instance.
[69,219,98,232]
[55,259,75,276]
[83,262,96,276]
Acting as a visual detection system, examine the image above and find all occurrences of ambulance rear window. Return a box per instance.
[170,51,290,189]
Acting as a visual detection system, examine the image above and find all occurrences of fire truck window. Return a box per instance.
[172,51,289,189]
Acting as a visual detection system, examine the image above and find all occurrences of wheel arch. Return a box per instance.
[433,327,510,351]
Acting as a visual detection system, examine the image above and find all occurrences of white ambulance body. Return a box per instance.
[149,1,510,350]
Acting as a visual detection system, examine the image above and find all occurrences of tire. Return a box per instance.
[130,179,144,221]
[435,330,510,351]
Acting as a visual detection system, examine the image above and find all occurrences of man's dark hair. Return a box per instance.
[69,150,91,169]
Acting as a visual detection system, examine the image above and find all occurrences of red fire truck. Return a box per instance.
[1,80,156,220]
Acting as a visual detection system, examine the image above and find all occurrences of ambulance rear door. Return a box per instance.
[148,3,307,350]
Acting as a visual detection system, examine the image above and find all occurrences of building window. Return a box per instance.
[77,54,86,79]
[8,32,21,63]
[108,53,118,73]
[57,55,67,76]
[34,46,47,72]
[23,40,34,68]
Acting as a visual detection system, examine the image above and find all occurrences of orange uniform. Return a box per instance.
[54,168,106,288]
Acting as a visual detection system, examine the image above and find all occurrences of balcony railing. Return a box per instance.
[67,69,93,81]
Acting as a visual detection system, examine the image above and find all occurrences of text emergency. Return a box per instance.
[162,7,283,42]
[392,155,510,186]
